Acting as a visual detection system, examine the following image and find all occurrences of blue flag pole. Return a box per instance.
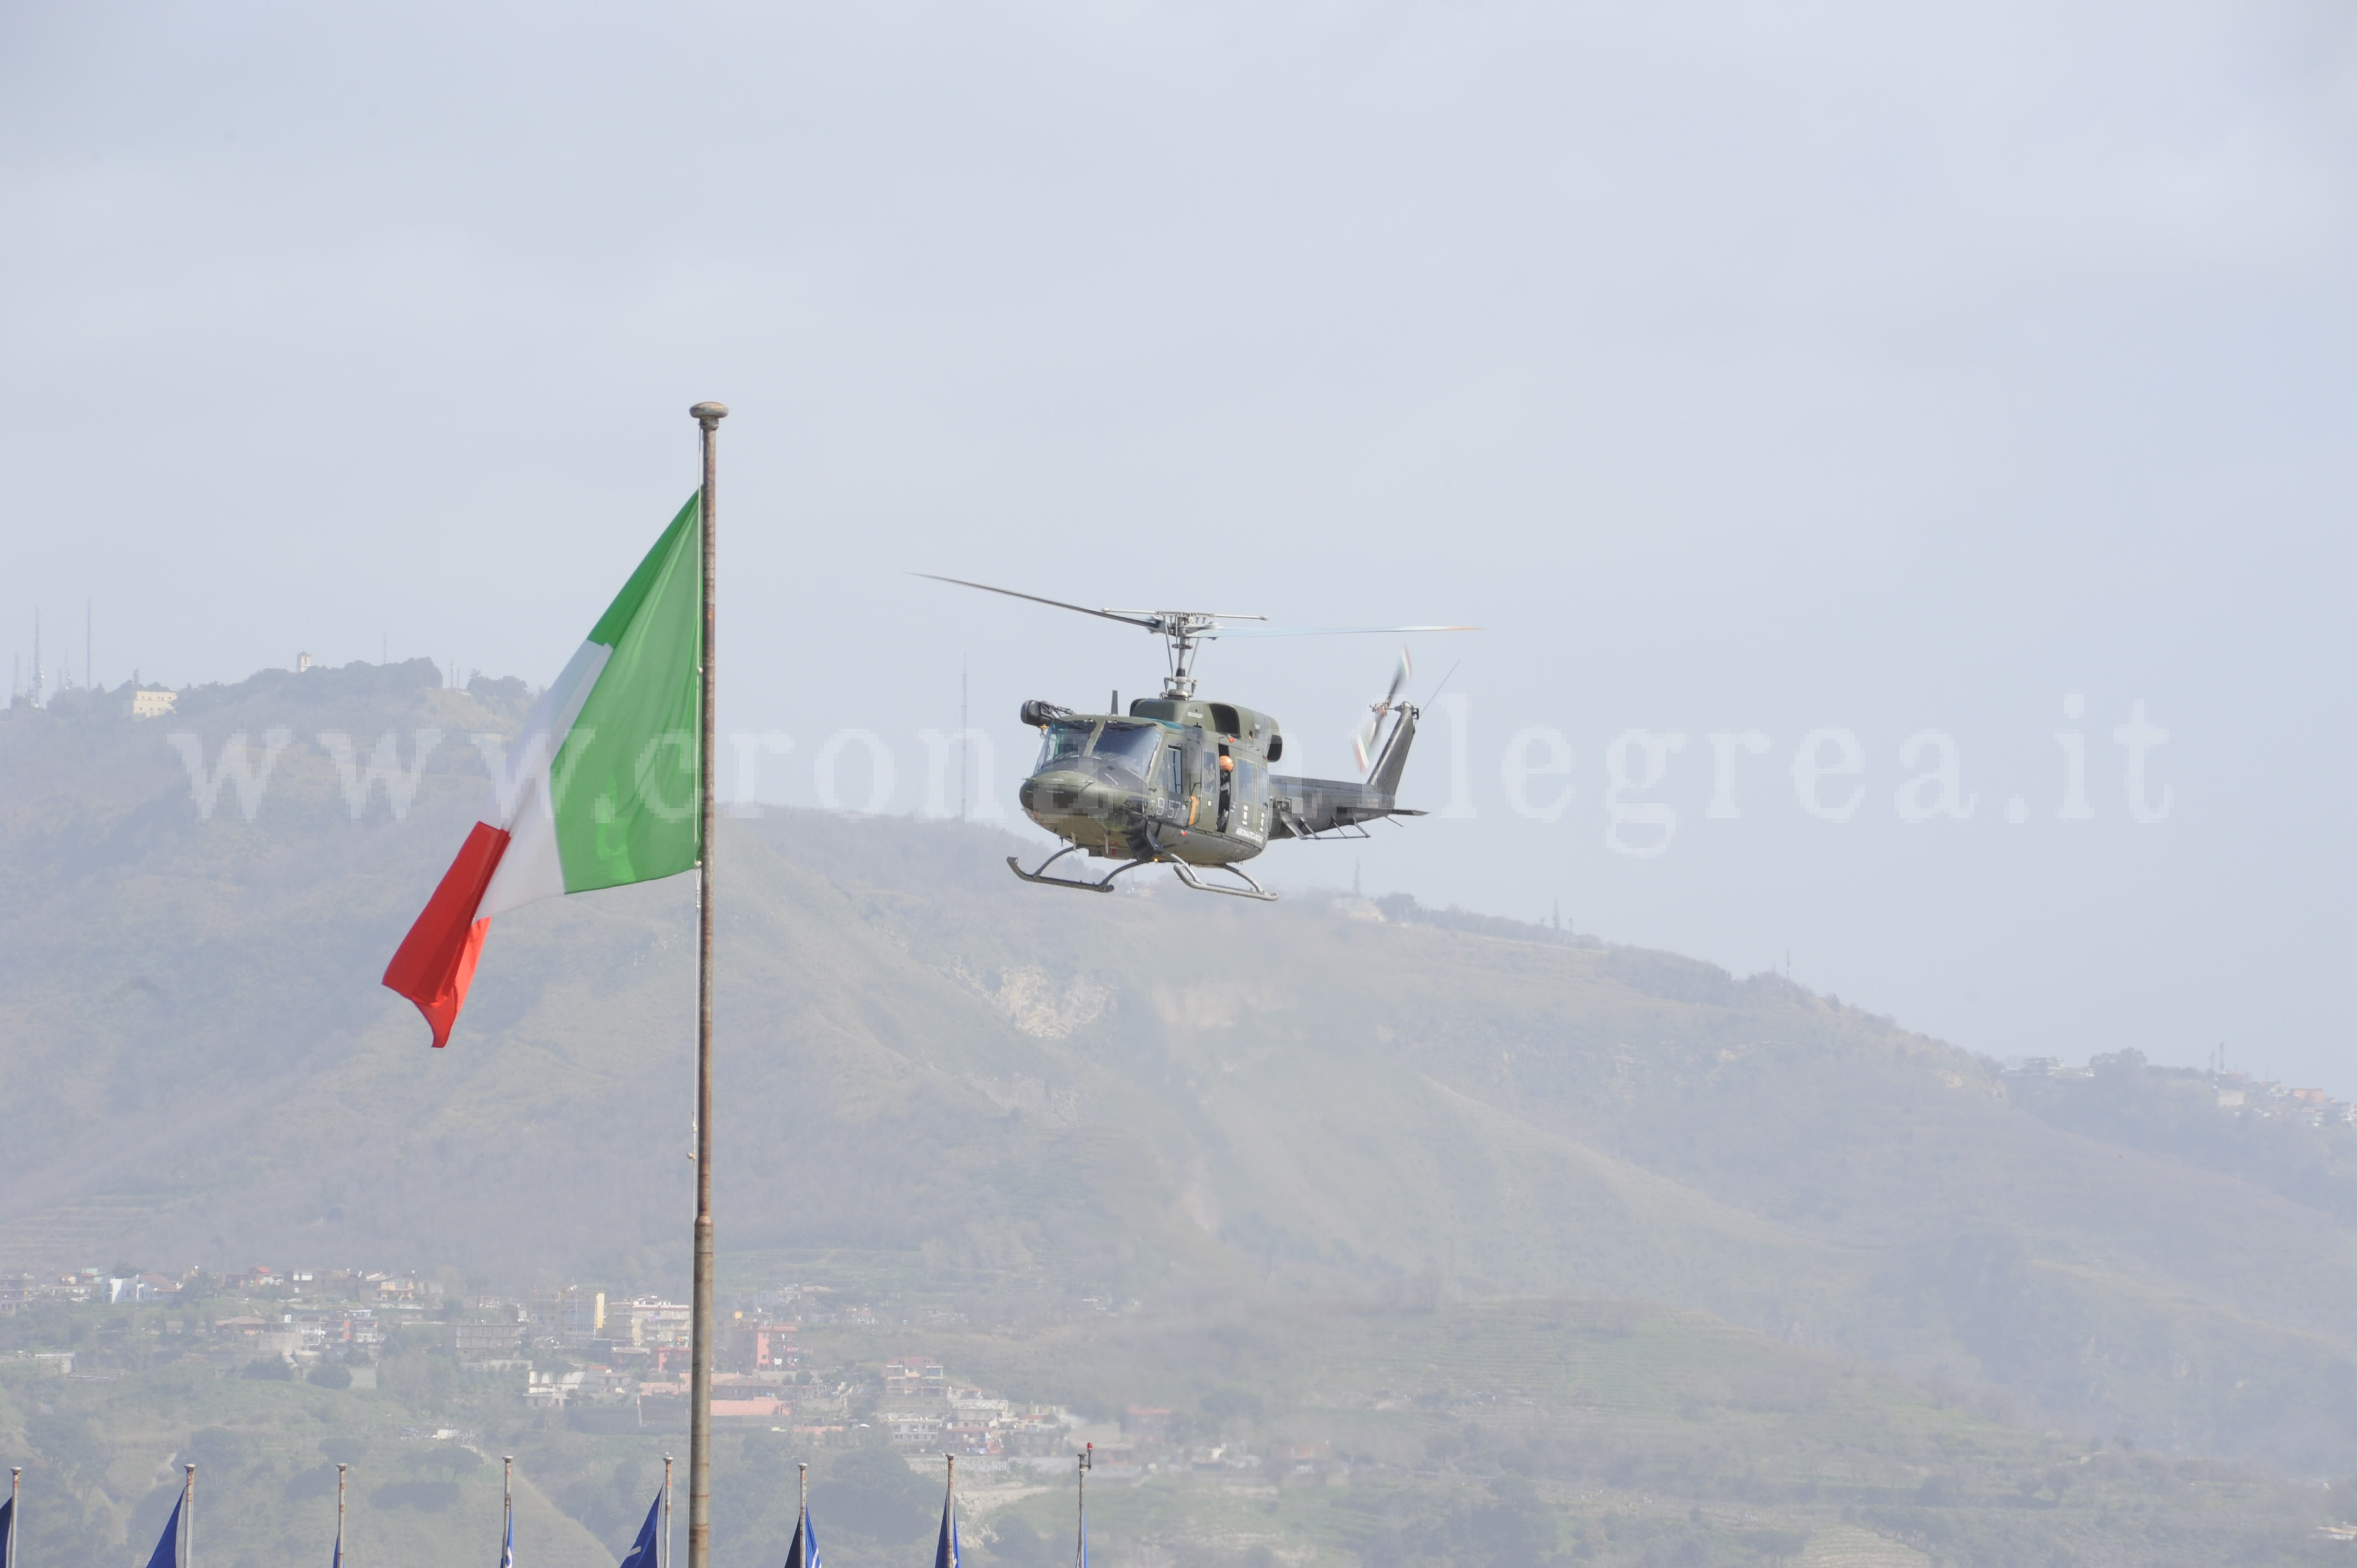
[499,1456,514,1568]
[1075,1443,1091,1568]
[780,1461,809,1568]
[3,1466,19,1568]
[790,1457,820,1568]
[333,1463,347,1568]
[932,1454,958,1568]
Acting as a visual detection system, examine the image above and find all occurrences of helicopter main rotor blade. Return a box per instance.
[1102,607,1269,623]
[1213,624,1479,638]
[912,574,1164,632]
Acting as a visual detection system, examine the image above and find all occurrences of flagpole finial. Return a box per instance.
[689,402,729,427]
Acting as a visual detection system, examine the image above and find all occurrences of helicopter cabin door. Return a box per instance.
[1207,704,1269,848]
[1177,727,1212,831]
[1229,751,1269,846]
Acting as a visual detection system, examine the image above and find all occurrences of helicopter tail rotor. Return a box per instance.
[1352,649,1414,777]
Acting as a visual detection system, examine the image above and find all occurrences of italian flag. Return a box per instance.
[383,495,704,1046]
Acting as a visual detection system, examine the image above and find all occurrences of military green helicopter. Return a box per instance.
[918,575,1469,900]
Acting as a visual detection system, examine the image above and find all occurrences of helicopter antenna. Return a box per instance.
[1420,659,1461,710]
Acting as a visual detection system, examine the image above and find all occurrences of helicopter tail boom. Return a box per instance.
[1269,704,1423,837]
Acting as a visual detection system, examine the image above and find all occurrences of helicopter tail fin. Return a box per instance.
[1367,704,1418,801]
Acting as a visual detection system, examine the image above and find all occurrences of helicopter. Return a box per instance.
[918,575,1470,901]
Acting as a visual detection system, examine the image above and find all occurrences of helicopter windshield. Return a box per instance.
[1090,721,1164,781]
[1036,721,1093,771]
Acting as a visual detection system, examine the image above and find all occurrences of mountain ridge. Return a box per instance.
[5,661,2357,1479]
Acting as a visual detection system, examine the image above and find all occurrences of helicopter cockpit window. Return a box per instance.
[1090,722,1164,781]
[1036,721,1093,771]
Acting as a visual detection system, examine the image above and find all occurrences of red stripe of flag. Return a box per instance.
[382,821,511,1048]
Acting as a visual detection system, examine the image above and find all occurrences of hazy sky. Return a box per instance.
[7,3,2354,1088]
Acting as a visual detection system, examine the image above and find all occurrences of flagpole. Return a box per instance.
[185,1463,195,1568]
[1075,1443,1089,1568]
[686,399,727,1568]
[502,1456,513,1563]
[9,1466,20,1568]
[661,1454,673,1568]
[336,1463,347,1568]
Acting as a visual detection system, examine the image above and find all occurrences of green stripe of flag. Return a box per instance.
[554,493,703,892]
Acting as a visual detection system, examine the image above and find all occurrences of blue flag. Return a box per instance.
[616,1490,662,1568]
[781,1508,820,1568]
[932,1494,958,1568]
[498,1503,514,1568]
[145,1492,183,1568]
[781,1507,822,1568]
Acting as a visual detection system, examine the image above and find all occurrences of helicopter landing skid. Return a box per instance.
[1167,859,1279,902]
[1005,846,1157,894]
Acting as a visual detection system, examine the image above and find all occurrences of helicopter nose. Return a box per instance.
[1020,768,1098,816]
